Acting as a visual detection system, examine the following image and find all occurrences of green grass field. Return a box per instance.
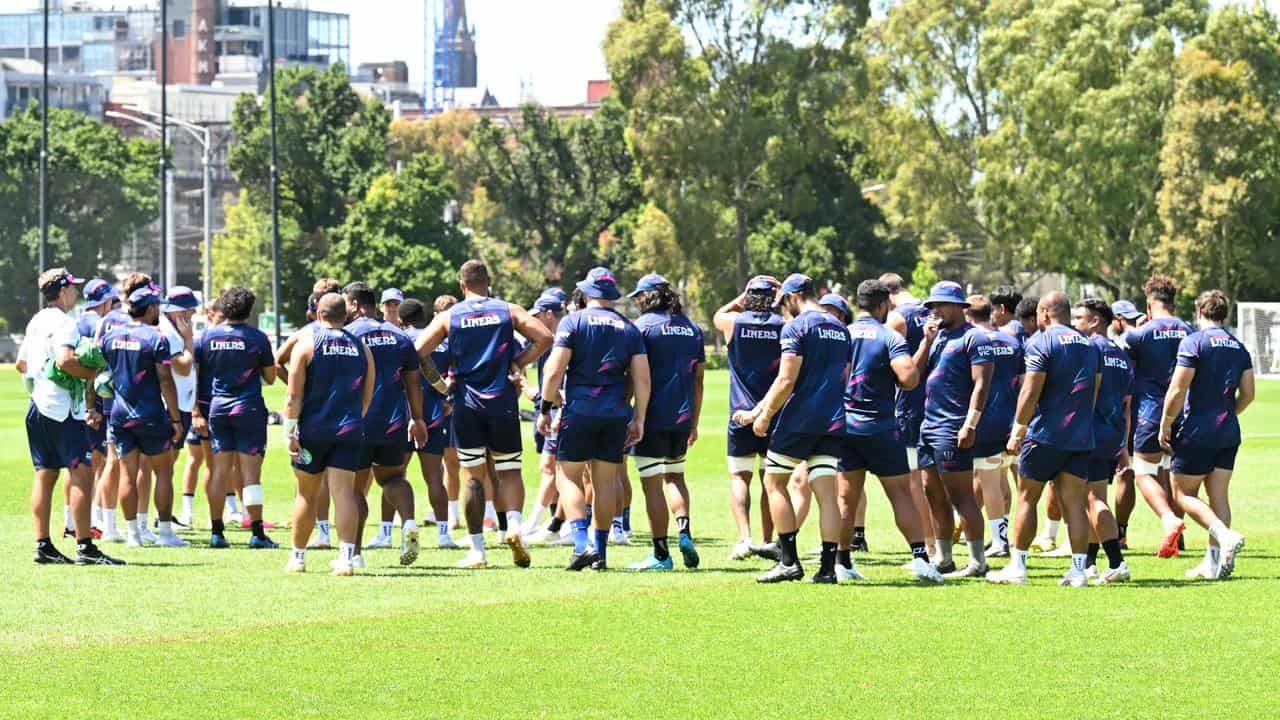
[1,368,1278,718]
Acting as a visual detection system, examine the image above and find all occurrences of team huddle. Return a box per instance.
[20,261,1255,585]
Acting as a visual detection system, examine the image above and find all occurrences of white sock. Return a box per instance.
[1160,511,1180,532]
[104,511,117,534]
[469,533,485,553]
[505,510,522,530]
[64,505,73,529]
[527,504,548,530]
[1207,544,1221,566]
[447,500,460,524]
[181,494,194,518]
[403,519,418,534]
[380,521,393,537]
[988,518,1005,546]
[226,494,241,513]
[158,520,172,535]
[424,509,436,522]
[484,501,497,522]
[128,517,141,537]
[1045,519,1060,540]
[1071,553,1087,573]
[439,523,452,540]
[138,512,149,532]
[317,520,330,536]
[91,504,103,527]
[611,515,623,529]
[339,542,355,563]
[1208,521,1229,542]
[291,547,305,562]
[1011,549,1029,571]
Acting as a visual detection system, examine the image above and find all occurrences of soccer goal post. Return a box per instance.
[1237,302,1280,377]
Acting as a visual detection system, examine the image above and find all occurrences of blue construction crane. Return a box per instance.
[423,0,477,114]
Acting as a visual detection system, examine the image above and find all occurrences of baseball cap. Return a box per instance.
[1111,300,1142,321]
[530,295,564,314]
[576,267,622,301]
[819,293,850,319]
[39,267,85,293]
[923,281,969,308]
[747,277,778,293]
[773,273,813,309]
[82,278,117,308]
[627,272,670,298]
[162,285,199,313]
[380,288,405,304]
[542,287,568,304]
[128,284,164,309]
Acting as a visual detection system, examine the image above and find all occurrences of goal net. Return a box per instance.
[1237,302,1280,377]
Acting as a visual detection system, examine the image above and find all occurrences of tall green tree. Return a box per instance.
[317,154,469,302]
[467,100,642,302]
[209,190,302,319]
[0,105,159,327]
[1155,5,1280,311]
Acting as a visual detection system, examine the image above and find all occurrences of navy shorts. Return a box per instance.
[209,411,267,456]
[1087,456,1119,483]
[416,420,448,455]
[360,442,408,470]
[972,439,1007,460]
[450,405,521,454]
[27,404,91,471]
[111,419,173,457]
[295,440,362,474]
[839,430,910,478]
[727,423,769,458]
[897,413,923,449]
[556,411,628,463]
[918,437,974,474]
[534,429,546,455]
[768,429,844,461]
[1019,441,1089,482]
[1132,415,1163,456]
[169,411,193,451]
[1170,444,1238,476]
[185,403,210,446]
[632,427,691,459]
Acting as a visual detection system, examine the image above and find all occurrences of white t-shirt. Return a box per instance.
[20,307,85,422]
[160,316,197,413]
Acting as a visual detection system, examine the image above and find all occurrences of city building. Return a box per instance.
[0,57,105,120]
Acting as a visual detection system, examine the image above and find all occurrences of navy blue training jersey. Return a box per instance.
[775,310,851,436]
[636,311,705,431]
[845,316,910,437]
[727,311,784,428]
[76,311,102,343]
[408,328,450,432]
[554,307,646,419]
[100,322,172,427]
[1091,335,1133,459]
[974,328,1023,448]
[448,297,519,418]
[1002,319,1029,345]
[300,325,367,444]
[196,323,274,418]
[921,323,992,442]
[98,308,130,339]
[348,317,418,442]
[1125,316,1193,427]
[1174,327,1253,449]
[894,302,930,423]
[1024,324,1100,451]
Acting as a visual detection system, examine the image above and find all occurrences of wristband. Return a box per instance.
[283,416,299,440]
[1011,423,1028,437]
[539,400,554,414]
[963,408,982,430]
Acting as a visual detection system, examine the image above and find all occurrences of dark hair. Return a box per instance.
[220,286,256,321]
[743,292,774,313]
[856,280,890,312]
[399,298,427,328]
[878,273,905,294]
[965,294,992,322]
[122,272,152,297]
[210,295,224,315]
[636,285,682,315]
[570,288,587,312]
[1077,297,1113,326]
[1015,297,1039,323]
[459,259,490,289]
[127,302,150,319]
[990,285,1022,314]
[1196,289,1229,322]
[343,281,377,310]
[1144,274,1179,307]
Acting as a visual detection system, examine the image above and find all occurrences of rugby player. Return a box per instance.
[1072,298,1132,582]
[414,260,553,569]
[1109,299,1145,546]
[882,273,938,560]
[839,280,943,583]
[990,286,1022,337]
[177,300,221,529]
[76,279,116,539]
[1012,297,1038,345]
[821,292,870,552]
[990,292,1099,587]
[158,287,199,529]
[628,274,705,571]
[100,284,187,548]
[734,273,850,584]
[283,293,376,575]
[1160,290,1252,580]
[965,295,1021,557]
[537,268,649,571]
[398,297,458,549]
[914,282,993,577]
[1126,275,1194,557]
[712,277,782,561]
[518,289,568,543]
[343,282,430,566]
[24,268,122,564]
[193,287,278,549]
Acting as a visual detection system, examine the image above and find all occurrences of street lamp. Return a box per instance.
[106,111,175,286]
[267,0,282,347]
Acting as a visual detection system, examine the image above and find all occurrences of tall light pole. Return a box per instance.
[267,0,282,346]
[159,0,169,287]
[38,0,49,287]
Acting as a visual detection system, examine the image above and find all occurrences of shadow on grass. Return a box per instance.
[122,561,214,568]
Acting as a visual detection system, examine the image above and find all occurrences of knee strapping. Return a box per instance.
[491,450,522,473]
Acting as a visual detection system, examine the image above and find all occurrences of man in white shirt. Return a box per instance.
[160,286,199,528]
[21,268,124,565]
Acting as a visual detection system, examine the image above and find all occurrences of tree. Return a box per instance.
[317,154,469,302]
[387,109,480,211]
[467,100,642,299]
[209,190,302,318]
[1155,5,1280,312]
[0,105,159,326]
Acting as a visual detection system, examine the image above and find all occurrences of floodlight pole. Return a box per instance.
[268,0,282,345]
[39,0,49,291]
[159,0,169,285]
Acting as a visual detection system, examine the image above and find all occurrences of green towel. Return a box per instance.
[45,338,107,394]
